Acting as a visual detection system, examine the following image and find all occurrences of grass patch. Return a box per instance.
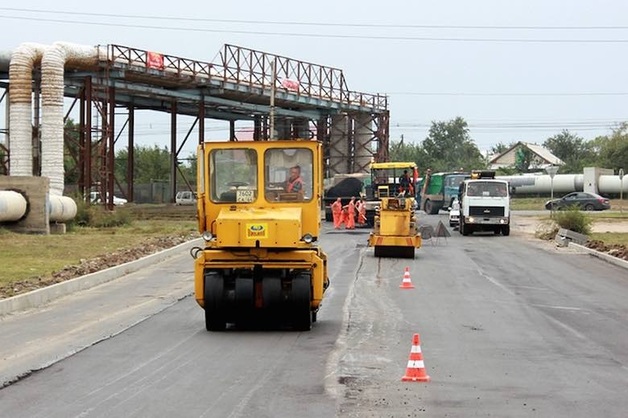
[589,232,628,246]
[0,220,197,289]
[510,197,548,211]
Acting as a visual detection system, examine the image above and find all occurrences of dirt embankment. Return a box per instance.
[1,234,196,299]
[512,216,628,261]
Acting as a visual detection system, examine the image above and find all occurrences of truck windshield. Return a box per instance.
[264,148,313,202]
[467,181,508,197]
[210,148,258,203]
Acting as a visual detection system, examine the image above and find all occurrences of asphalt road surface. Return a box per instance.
[1,213,627,417]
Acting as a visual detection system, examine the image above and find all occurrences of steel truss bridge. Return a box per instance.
[0,43,389,203]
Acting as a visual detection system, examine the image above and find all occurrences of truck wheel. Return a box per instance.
[292,273,312,331]
[424,199,439,215]
[502,225,510,236]
[204,272,226,331]
[461,219,470,236]
[430,200,441,214]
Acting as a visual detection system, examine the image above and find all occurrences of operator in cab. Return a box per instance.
[398,169,413,196]
[285,165,304,193]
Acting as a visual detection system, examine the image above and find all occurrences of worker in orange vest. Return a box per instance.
[356,197,367,226]
[331,197,343,229]
[345,196,356,229]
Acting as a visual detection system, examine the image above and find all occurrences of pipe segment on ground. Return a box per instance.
[0,192,76,223]
[0,191,27,222]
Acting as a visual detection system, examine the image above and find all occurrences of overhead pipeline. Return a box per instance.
[41,42,98,197]
[8,43,48,177]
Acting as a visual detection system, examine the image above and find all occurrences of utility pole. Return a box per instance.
[269,60,276,140]
[619,168,624,214]
[546,165,558,218]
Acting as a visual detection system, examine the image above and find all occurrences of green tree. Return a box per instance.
[421,117,485,172]
[115,145,172,184]
[388,136,429,170]
[591,123,628,171]
[514,146,534,172]
[64,119,81,184]
[543,130,594,173]
[490,141,510,156]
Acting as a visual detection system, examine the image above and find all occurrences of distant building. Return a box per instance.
[488,141,564,171]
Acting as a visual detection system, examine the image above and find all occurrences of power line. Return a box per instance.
[1,14,628,43]
[387,92,628,97]
[1,7,627,31]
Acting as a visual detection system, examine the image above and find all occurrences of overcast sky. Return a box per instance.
[1,0,627,157]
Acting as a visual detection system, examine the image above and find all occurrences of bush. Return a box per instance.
[68,200,132,229]
[552,207,592,235]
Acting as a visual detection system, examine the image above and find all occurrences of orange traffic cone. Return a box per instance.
[401,333,430,382]
[399,267,415,289]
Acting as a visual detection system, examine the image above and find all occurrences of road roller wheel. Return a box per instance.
[292,273,312,331]
[204,272,226,331]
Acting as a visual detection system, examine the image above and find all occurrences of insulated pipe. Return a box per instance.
[41,42,98,196]
[49,194,77,222]
[8,43,48,176]
[599,175,628,193]
[0,191,76,223]
[0,190,27,222]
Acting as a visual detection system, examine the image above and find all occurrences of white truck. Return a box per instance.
[458,170,510,236]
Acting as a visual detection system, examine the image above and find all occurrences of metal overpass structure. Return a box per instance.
[0,43,389,204]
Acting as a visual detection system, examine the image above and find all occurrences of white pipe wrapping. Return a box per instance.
[8,43,48,177]
[599,175,628,193]
[49,195,77,222]
[41,42,98,197]
[0,190,28,222]
[0,190,27,222]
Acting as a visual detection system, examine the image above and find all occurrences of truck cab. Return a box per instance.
[458,170,510,236]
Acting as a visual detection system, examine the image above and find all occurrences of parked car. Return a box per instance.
[544,192,610,211]
[175,190,197,205]
[89,191,127,206]
[449,197,460,227]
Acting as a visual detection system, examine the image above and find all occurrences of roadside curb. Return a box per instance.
[568,242,628,270]
[0,238,204,317]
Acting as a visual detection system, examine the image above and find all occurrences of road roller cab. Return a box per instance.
[192,139,329,331]
[367,194,421,259]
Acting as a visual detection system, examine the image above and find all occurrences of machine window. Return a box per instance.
[264,148,313,202]
[210,148,258,203]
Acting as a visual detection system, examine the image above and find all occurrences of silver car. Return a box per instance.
[449,198,460,227]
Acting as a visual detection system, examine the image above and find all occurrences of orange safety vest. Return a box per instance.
[287,176,303,192]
